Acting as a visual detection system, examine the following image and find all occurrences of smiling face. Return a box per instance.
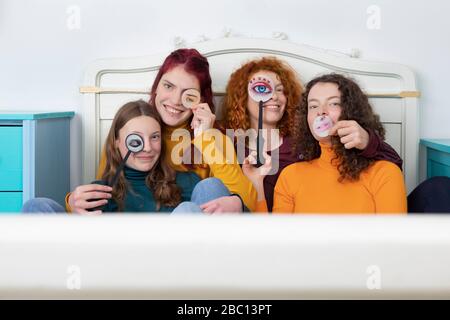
[307,82,342,143]
[247,70,287,129]
[115,115,162,172]
[154,64,201,127]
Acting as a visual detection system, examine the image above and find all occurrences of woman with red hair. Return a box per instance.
[223,57,402,212]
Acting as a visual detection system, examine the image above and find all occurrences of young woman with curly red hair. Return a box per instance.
[223,57,402,212]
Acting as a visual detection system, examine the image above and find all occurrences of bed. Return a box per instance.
[79,37,420,192]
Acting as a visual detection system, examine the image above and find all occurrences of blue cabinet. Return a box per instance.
[420,139,450,179]
[0,112,74,213]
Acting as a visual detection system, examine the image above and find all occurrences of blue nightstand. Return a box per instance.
[420,139,450,179]
[0,111,74,213]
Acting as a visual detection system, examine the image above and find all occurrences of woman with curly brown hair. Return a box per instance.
[245,73,407,213]
[224,57,402,211]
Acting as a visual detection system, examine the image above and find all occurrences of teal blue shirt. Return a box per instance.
[102,166,200,213]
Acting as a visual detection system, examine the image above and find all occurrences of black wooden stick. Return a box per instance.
[256,100,264,167]
[110,150,132,188]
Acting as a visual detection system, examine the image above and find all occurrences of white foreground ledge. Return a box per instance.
[1,215,449,299]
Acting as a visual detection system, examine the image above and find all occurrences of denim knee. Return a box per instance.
[22,198,65,214]
[191,177,230,205]
[171,201,203,214]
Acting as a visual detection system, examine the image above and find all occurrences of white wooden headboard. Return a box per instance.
[80,38,420,193]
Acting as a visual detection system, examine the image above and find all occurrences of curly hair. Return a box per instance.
[222,57,303,138]
[102,100,181,211]
[297,73,385,182]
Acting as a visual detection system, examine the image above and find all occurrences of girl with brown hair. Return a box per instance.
[61,99,231,213]
[88,99,200,212]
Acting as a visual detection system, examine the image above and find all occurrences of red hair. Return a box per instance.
[150,48,215,113]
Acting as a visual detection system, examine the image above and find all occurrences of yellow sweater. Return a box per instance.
[66,122,257,212]
[256,143,407,214]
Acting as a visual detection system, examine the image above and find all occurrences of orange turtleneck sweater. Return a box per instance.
[256,143,407,214]
[66,122,257,212]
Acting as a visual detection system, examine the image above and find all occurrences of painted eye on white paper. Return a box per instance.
[126,133,144,153]
[248,75,275,103]
[181,88,201,109]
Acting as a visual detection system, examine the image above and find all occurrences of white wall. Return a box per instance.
[1,0,449,189]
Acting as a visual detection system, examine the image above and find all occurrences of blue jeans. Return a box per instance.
[21,177,231,214]
[21,197,65,213]
[172,177,230,214]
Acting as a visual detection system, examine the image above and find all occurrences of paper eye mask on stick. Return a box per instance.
[110,133,144,187]
[125,133,144,153]
[181,88,201,109]
[181,88,203,137]
[313,115,334,138]
[248,74,275,167]
[248,75,275,103]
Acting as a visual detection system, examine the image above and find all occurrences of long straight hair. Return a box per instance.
[102,100,181,211]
